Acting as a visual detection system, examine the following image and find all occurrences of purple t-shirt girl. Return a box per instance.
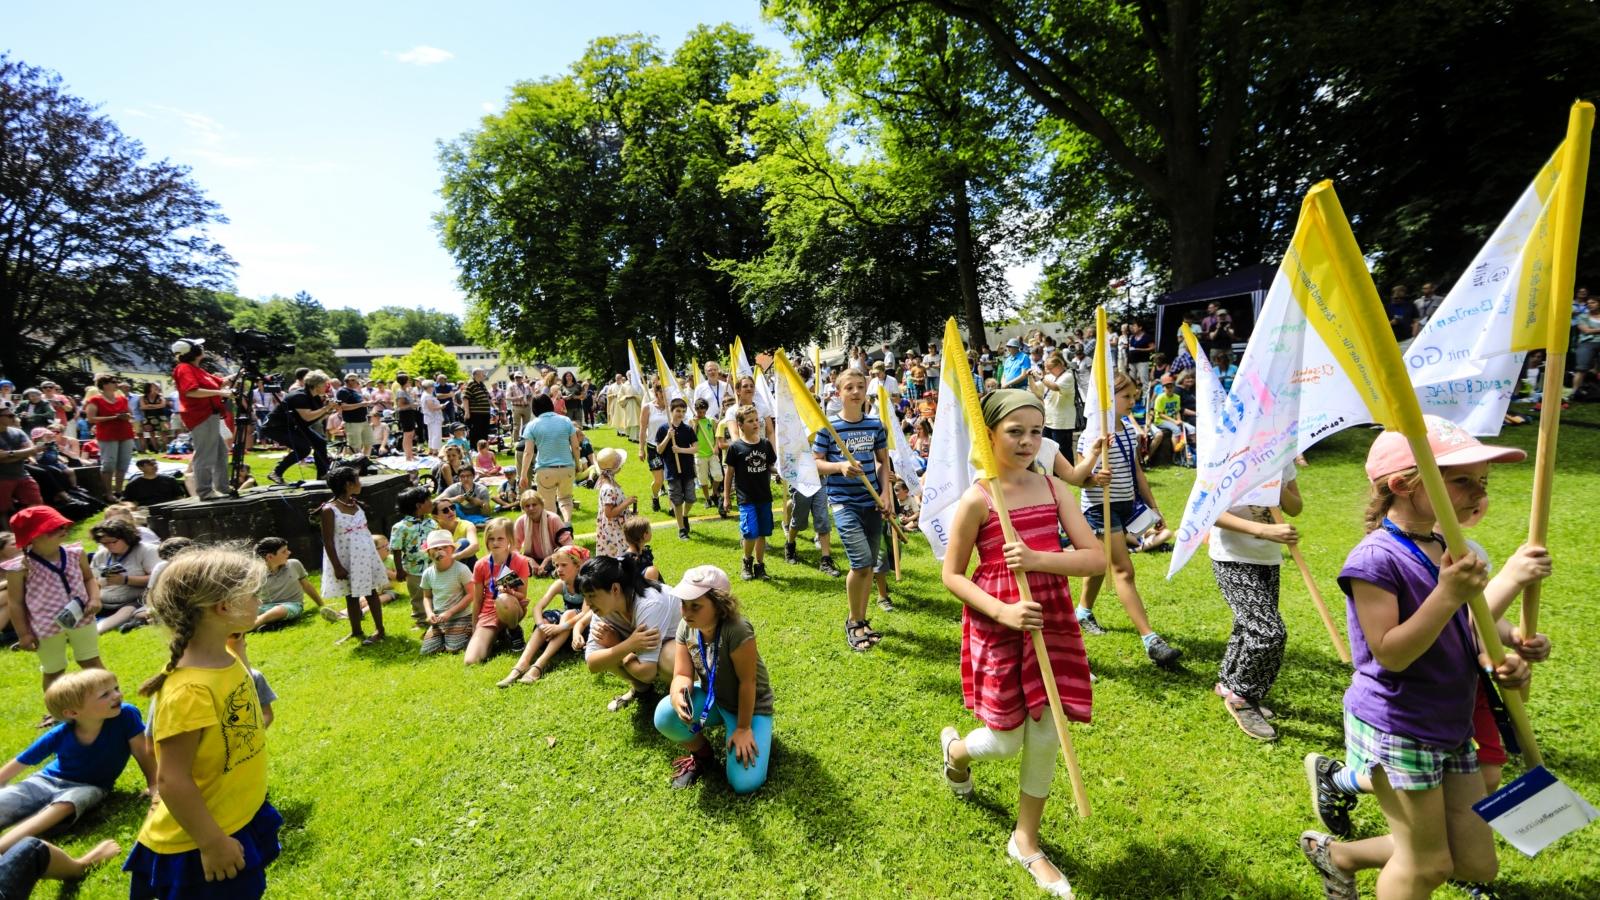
[1338,528,1478,747]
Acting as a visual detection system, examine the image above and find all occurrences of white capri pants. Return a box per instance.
[962,708,1059,798]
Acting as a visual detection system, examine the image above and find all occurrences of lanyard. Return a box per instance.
[1379,519,1439,578]
[690,624,722,734]
[27,548,78,600]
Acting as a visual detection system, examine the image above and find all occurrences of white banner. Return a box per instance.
[771,356,822,497]
[1474,765,1598,857]
[880,386,922,498]
[919,341,978,560]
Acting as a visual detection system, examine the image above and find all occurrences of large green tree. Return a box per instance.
[438,26,774,377]
[0,56,234,388]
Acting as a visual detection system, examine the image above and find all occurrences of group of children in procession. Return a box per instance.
[0,331,1566,899]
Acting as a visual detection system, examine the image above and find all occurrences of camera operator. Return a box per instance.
[171,338,235,500]
[264,370,335,485]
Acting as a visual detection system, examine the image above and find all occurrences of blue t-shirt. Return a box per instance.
[522,412,575,469]
[17,703,144,789]
[1000,350,1031,387]
[813,415,886,510]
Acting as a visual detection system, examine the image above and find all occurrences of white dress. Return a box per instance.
[321,501,388,598]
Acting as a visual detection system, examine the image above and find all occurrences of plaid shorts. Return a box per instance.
[1345,709,1477,791]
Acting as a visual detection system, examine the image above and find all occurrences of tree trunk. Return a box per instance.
[951,177,988,349]
[1166,185,1219,290]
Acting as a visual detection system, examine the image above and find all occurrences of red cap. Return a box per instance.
[10,505,73,548]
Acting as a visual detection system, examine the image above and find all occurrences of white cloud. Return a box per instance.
[391,45,454,66]
[480,101,497,113]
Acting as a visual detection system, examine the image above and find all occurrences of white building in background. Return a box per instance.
[333,346,576,384]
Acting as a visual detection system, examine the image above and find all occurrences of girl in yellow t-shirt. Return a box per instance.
[125,547,279,900]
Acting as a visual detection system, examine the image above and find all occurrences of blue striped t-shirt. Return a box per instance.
[813,415,887,510]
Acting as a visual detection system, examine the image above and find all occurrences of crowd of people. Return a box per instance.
[0,289,1583,898]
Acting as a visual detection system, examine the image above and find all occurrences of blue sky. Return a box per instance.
[7,1,787,318]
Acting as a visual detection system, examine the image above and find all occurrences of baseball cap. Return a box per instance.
[29,427,55,442]
[423,529,456,551]
[10,505,73,548]
[1365,415,1527,482]
[170,338,204,356]
[1005,337,1022,348]
[0,379,12,389]
[673,565,731,600]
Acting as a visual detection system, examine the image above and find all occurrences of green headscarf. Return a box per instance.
[980,388,1044,428]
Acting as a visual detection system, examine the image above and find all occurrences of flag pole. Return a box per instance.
[1522,100,1592,649]
[818,419,907,541]
[1270,508,1350,663]
[947,318,1089,818]
[1094,308,1114,584]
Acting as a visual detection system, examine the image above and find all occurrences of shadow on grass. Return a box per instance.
[271,794,316,867]
[1071,835,1307,899]
[877,627,961,666]
[692,737,860,853]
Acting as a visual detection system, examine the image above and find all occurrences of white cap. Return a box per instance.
[170,338,204,356]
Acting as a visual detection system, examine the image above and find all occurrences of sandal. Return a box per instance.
[1007,835,1073,897]
[862,620,883,645]
[496,667,526,688]
[1299,831,1357,900]
[360,632,385,647]
[607,688,639,712]
[941,726,973,797]
[518,664,543,685]
[845,620,873,652]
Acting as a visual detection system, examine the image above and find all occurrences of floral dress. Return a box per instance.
[321,500,388,598]
[595,480,626,558]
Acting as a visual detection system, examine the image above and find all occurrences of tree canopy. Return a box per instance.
[0,55,234,388]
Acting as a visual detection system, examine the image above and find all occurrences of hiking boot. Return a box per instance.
[267,471,287,486]
[741,557,755,581]
[669,752,709,789]
[784,541,798,564]
[1144,634,1182,666]
[753,561,769,580]
[818,556,842,578]
[1225,697,1277,741]
[652,495,661,512]
[1076,608,1106,636]
[507,627,526,654]
[1304,753,1357,838]
[718,502,728,519]
[678,527,689,541]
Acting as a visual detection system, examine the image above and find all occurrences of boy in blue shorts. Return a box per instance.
[812,369,892,652]
[0,669,154,854]
[722,405,775,581]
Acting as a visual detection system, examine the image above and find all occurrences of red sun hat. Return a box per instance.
[10,505,73,548]
[1365,415,1527,482]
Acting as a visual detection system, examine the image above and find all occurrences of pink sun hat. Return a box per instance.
[1365,415,1526,482]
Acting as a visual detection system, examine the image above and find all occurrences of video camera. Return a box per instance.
[228,327,294,379]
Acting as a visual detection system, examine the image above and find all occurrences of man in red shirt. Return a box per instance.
[171,338,234,500]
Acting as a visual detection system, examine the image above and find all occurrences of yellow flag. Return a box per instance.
[878,385,896,449]
[1180,322,1201,363]
[650,339,683,403]
[691,357,702,391]
[944,318,997,480]
[772,349,829,437]
[1536,101,1593,358]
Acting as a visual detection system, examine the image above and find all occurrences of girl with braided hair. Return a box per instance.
[125,547,281,899]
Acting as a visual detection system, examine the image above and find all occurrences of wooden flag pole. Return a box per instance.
[819,420,907,542]
[1270,508,1350,663]
[891,523,902,581]
[987,472,1091,819]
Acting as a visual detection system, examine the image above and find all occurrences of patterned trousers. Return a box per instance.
[1213,561,1285,704]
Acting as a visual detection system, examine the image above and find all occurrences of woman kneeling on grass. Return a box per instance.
[497,545,592,687]
[653,565,773,792]
[578,554,679,712]
[938,390,1103,899]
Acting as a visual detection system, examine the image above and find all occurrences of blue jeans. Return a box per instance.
[0,837,47,899]
[831,504,883,572]
[653,689,773,794]
[788,487,831,535]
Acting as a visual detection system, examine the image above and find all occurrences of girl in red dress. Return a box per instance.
[938,389,1103,898]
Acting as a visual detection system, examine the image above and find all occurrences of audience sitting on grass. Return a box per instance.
[513,491,573,578]
[88,521,159,635]
[121,458,188,507]
[389,486,437,629]
[100,503,159,545]
[464,518,530,666]
[498,544,591,687]
[432,499,480,569]
[418,529,474,657]
[0,669,154,856]
[439,466,494,525]
[252,537,326,630]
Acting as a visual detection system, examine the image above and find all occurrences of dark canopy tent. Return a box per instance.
[1152,263,1276,361]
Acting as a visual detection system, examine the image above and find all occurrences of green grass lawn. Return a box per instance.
[7,412,1600,898]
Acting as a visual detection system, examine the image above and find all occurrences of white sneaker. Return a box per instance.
[1007,835,1073,898]
[940,726,973,797]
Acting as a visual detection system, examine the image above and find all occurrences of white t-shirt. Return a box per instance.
[640,403,668,446]
[585,584,681,665]
[1041,371,1077,429]
[721,403,769,441]
[1208,468,1298,565]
